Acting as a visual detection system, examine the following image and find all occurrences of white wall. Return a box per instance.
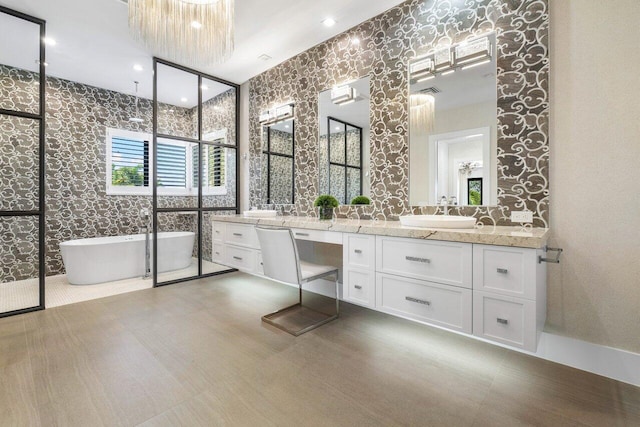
[548,0,640,353]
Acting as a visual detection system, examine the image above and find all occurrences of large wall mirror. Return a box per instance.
[318,76,370,205]
[409,33,497,207]
[261,118,295,204]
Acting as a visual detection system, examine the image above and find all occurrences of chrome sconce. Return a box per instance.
[259,103,295,125]
[409,33,493,82]
[331,84,357,105]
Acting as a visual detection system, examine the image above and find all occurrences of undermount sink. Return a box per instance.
[399,215,476,229]
[243,210,277,218]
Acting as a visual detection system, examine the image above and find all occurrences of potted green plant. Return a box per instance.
[313,195,339,220]
[350,195,371,205]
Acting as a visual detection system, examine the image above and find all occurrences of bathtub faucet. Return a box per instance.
[140,208,151,279]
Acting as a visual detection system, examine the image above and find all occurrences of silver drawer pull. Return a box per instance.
[215,252,220,255]
[215,230,220,233]
[497,318,509,325]
[406,296,431,306]
[233,233,243,237]
[406,256,430,264]
[497,268,508,274]
[354,285,363,290]
[354,249,363,254]
[233,256,243,261]
[296,232,310,237]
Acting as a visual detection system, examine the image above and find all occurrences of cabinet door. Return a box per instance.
[473,291,537,351]
[473,245,537,299]
[343,233,375,270]
[376,236,472,288]
[376,273,472,333]
[343,268,375,308]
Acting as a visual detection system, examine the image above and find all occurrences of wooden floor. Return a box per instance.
[1,272,639,427]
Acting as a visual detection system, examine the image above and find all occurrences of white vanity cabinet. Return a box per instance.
[211,219,547,352]
[472,245,546,351]
[375,236,473,334]
[342,233,376,308]
[211,222,263,275]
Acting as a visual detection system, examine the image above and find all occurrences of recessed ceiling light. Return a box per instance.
[191,21,202,29]
[181,97,188,102]
[201,84,209,91]
[322,18,336,27]
[43,37,56,46]
[133,64,144,72]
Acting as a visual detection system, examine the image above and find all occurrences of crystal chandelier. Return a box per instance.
[128,0,234,67]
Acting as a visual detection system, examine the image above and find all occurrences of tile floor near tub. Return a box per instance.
[0,259,230,312]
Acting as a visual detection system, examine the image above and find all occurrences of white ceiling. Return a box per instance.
[0,0,405,105]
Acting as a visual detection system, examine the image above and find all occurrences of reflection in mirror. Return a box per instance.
[409,33,497,207]
[261,119,294,204]
[319,76,370,205]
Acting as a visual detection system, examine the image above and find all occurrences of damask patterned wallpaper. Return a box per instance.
[1,65,237,281]
[248,0,549,226]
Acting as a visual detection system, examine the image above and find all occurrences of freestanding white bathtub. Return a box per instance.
[60,232,195,285]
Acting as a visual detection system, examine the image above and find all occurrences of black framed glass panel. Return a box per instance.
[0,6,46,317]
[153,58,239,287]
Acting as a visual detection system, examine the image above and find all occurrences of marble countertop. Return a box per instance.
[212,215,549,249]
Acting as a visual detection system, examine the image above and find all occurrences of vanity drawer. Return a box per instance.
[473,245,537,299]
[225,245,256,272]
[212,243,225,263]
[343,233,375,270]
[473,291,536,351]
[213,222,225,243]
[343,268,374,308]
[225,223,259,249]
[376,273,472,333]
[376,236,472,288]
[292,228,342,245]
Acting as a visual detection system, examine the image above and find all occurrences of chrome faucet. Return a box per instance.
[440,196,449,215]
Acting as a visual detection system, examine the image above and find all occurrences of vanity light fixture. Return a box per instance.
[133,64,144,72]
[259,104,295,125]
[43,37,56,46]
[128,0,234,67]
[410,57,436,82]
[454,35,492,67]
[331,85,357,105]
[434,47,454,73]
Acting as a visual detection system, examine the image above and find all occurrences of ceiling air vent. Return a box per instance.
[420,86,441,94]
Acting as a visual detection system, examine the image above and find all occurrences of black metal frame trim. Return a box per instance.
[0,5,46,318]
[152,57,240,288]
[326,116,363,204]
[262,119,295,205]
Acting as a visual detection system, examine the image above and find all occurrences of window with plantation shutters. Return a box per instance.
[106,128,152,195]
[106,127,227,196]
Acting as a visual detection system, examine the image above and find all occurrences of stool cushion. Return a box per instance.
[299,260,338,282]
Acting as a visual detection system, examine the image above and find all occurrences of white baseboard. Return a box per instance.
[534,332,640,387]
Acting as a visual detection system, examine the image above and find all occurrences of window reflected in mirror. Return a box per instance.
[409,33,497,207]
[318,76,370,205]
[262,119,294,204]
